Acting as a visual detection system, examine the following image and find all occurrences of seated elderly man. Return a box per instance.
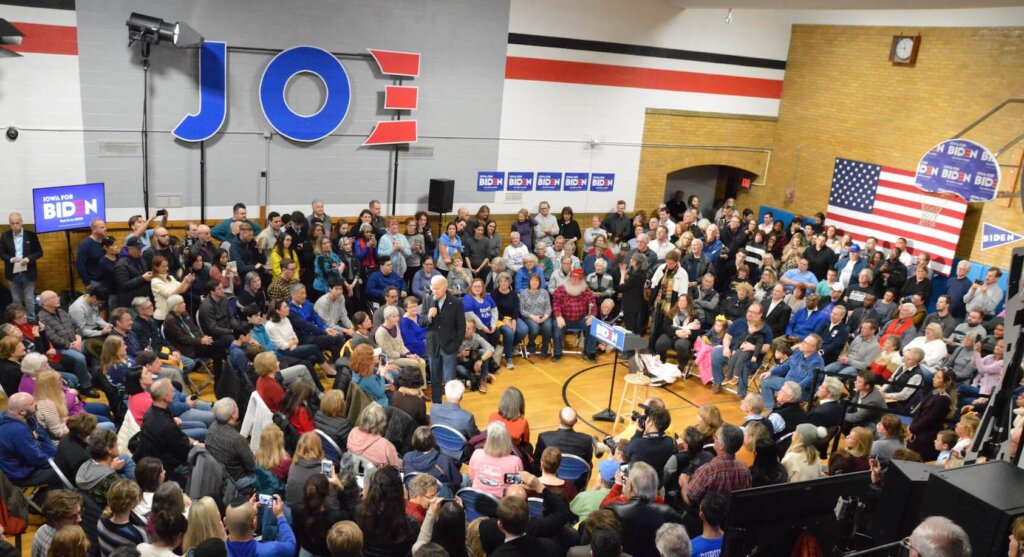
[497,471,574,552]
[655,524,692,557]
[503,231,530,273]
[131,378,203,481]
[0,392,59,486]
[533,407,593,465]
[905,516,972,557]
[880,346,926,414]
[767,381,807,437]
[879,303,919,349]
[680,424,750,509]
[609,461,686,557]
[807,377,846,429]
[759,334,824,410]
[551,268,599,363]
[287,282,344,375]
[586,258,616,305]
[548,255,576,295]
[38,289,97,395]
[204,398,256,483]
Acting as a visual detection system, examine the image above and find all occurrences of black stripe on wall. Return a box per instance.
[1,0,75,10]
[508,32,787,71]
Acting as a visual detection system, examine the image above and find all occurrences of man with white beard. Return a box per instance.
[551,268,598,363]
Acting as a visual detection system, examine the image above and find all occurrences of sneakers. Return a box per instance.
[506,358,515,370]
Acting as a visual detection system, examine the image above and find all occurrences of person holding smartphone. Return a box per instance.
[225,494,296,557]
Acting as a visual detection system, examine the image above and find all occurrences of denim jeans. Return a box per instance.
[710,346,757,398]
[60,348,92,390]
[524,319,553,354]
[182,423,207,441]
[760,376,787,410]
[499,320,528,361]
[428,350,458,403]
[824,361,859,379]
[553,317,596,358]
[10,274,35,323]
[179,402,214,427]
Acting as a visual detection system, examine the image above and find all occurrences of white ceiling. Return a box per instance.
[664,0,1024,9]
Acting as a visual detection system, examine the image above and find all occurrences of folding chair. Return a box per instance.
[527,497,544,519]
[559,325,586,356]
[431,424,469,461]
[556,454,592,486]
[316,429,344,463]
[183,310,216,394]
[456,488,500,522]
[49,458,76,490]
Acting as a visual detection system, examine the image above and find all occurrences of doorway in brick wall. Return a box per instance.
[663,165,759,220]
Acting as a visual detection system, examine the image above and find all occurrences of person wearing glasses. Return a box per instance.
[902,516,971,557]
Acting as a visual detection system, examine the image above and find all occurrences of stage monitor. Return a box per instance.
[32,183,106,234]
[723,471,871,555]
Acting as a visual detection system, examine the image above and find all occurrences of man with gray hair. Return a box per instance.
[609,461,685,557]
[503,231,529,273]
[681,424,750,508]
[655,523,692,557]
[768,381,807,437]
[204,397,255,481]
[135,378,201,480]
[288,281,344,375]
[586,258,615,305]
[906,516,972,557]
[0,211,43,323]
[808,376,846,430]
[425,275,466,403]
[881,346,926,414]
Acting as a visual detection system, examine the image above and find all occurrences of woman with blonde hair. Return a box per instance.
[737,421,772,466]
[255,422,292,483]
[150,254,195,322]
[468,421,523,498]
[99,335,130,387]
[828,426,873,475]
[695,404,723,444]
[98,479,147,557]
[286,431,326,507]
[780,234,805,273]
[953,412,980,456]
[181,496,226,553]
[34,369,75,438]
[346,402,401,469]
[782,423,825,482]
[754,268,778,303]
[871,413,908,468]
[314,389,353,451]
[47,525,89,557]
[350,343,391,407]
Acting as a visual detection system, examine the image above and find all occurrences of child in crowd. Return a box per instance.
[933,430,957,465]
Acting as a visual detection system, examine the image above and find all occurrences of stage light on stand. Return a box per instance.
[126,13,203,48]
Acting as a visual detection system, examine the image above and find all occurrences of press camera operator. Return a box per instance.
[620,403,675,479]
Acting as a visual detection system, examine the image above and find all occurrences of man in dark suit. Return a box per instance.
[609,461,685,557]
[425,275,466,403]
[768,381,808,438]
[815,304,850,365]
[0,212,43,322]
[533,407,593,465]
[808,376,845,429]
[763,283,791,341]
[490,483,558,557]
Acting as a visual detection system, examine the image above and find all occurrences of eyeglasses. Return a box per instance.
[899,537,918,555]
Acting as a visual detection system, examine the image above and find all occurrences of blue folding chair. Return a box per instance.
[556,454,592,485]
[316,429,343,463]
[431,424,468,461]
[456,488,500,522]
[527,497,543,519]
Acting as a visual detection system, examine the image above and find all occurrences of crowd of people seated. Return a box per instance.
[0,192,1011,557]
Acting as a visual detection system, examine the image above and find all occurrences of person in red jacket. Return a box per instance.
[281,381,317,435]
[255,351,286,412]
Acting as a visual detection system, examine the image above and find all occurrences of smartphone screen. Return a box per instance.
[321,460,333,476]
[258,494,273,506]
[504,472,522,484]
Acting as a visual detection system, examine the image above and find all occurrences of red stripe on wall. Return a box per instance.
[505,56,782,99]
[4,22,78,56]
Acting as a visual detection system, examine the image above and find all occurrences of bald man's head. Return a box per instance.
[7,392,33,413]
[503,484,528,500]
[559,407,578,429]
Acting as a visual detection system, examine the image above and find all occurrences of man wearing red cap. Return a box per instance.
[551,268,598,362]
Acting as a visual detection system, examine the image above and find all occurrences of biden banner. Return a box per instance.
[915,139,1000,202]
[33,183,106,234]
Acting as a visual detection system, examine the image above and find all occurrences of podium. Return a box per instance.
[589,319,646,422]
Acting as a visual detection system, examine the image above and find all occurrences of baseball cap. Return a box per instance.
[570,268,585,279]
[100,236,116,247]
[849,244,861,253]
[125,236,143,249]
[830,282,845,292]
[598,459,619,482]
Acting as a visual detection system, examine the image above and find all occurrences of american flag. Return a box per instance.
[825,158,967,276]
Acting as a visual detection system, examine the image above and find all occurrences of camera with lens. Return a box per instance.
[630,403,651,423]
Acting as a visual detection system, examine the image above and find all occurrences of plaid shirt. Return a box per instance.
[267,276,297,308]
[551,285,596,322]
[685,454,751,506]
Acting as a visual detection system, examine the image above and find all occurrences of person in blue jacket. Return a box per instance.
[225,494,296,557]
[0,392,59,486]
[365,259,407,303]
[759,334,824,409]
[514,254,547,292]
[399,296,428,357]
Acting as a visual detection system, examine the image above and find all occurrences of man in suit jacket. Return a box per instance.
[0,212,43,322]
[425,275,466,403]
[808,376,845,429]
[533,407,594,470]
[815,305,850,365]
[763,283,791,341]
[490,484,558,557]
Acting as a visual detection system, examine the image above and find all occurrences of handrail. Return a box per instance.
[952,98,1024,140]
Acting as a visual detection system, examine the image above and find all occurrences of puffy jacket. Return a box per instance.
[608,498,686,557]
[0,412,56,482]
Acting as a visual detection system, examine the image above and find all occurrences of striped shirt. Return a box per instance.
[97,515,148,557]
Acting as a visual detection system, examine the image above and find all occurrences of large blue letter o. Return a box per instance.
[259,46,351,142]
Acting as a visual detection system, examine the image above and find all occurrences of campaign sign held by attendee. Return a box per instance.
[981,222,1023,251]
[507,172,534,192]
[564,173,589,192]
[590,173,615,192]
[915,139,1000,202]
[32,183,106,233]
[536,172,562,191]
[477,172,505,192]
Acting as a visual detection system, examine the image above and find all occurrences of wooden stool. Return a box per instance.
[613,373,652,434]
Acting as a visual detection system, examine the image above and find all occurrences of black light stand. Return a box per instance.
[593,331,645,422]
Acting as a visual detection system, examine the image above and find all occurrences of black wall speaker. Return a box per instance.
[872,460,936,543]
[428,179,454,214]
[919,461,1024,557]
